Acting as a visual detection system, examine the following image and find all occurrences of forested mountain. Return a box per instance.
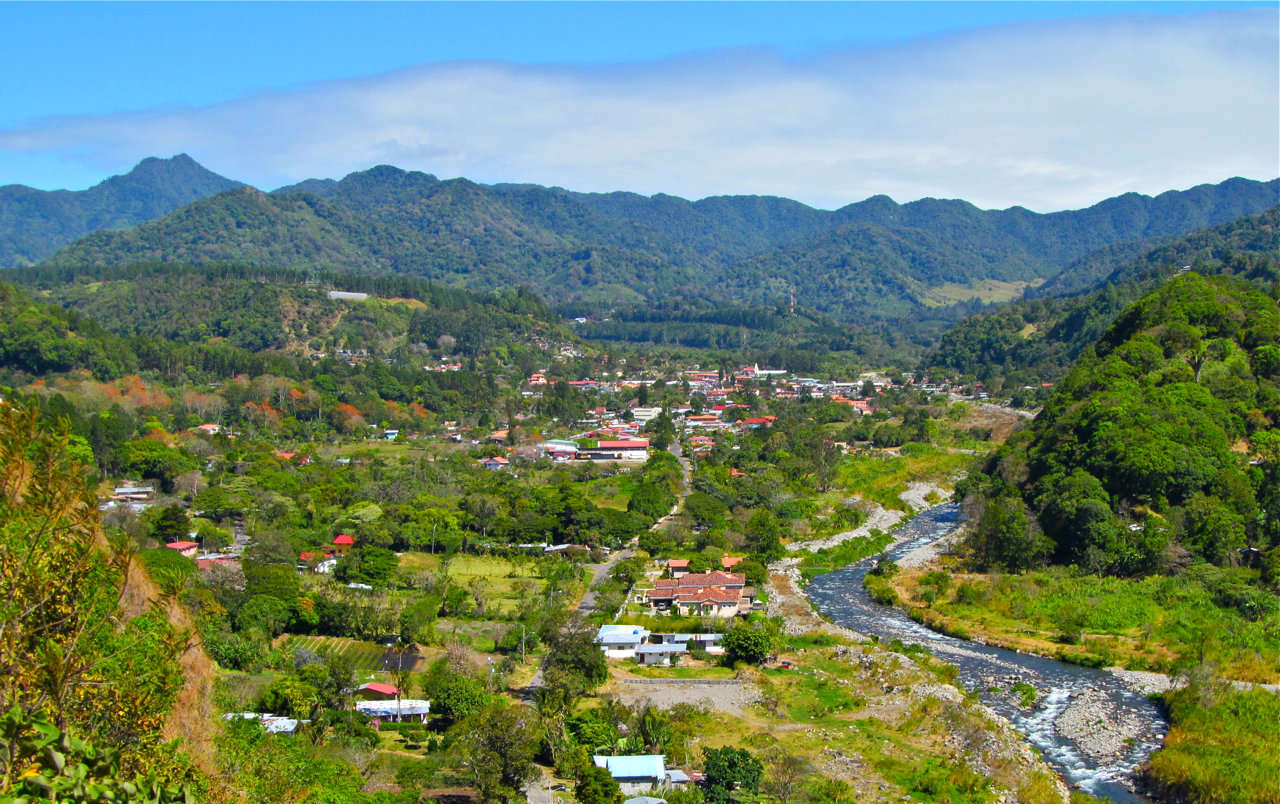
[0,154,242,267]
[924,206,1280,385]
[0,265,568,407]
[960,273,1280,578]
[33,158,1278,323]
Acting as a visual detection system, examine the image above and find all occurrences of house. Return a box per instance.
[593,755,666,795]
[165,541,199,559]
[355,682,399,701]
[383,429,399,441]
[635,644,687,666]
[582,440,650,461]
[596,624,652,657]
[195,423,222,435]
[274,451,297,462]
[481,456,510,470]
[672,586,741,618]
[223,712,306,735]
[720,556,743,570]
[355,698,431,723]
[332,533,355,555]
[113,486,154,501]
[667,559,690,578]
[678,571,745,589]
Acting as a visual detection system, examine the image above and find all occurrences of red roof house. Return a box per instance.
[333,533,355,554]
[165,541,199,558]
[355,682,399,701]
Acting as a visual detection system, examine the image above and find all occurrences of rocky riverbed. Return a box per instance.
[790,503,1169,803]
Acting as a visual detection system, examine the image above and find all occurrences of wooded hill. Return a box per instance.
[0,154,242,267]
[23,157,1278,324]
[960,273,1280,582]
[924,206,1280,386]
[0,266,570,421]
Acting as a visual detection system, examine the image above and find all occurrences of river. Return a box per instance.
[806,503,1167,803]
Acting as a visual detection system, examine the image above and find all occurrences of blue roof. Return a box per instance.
[635,644,686,653]
[594,754,665,780]
[596,624,650,645]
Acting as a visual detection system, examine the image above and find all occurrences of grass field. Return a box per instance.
[888,567,1280,682]
[277,634,418,675]
[397,553,546,617]
[1146,684,1280,804]
[834,443,969,511]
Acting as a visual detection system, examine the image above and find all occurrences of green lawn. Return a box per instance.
[278,634,402,675]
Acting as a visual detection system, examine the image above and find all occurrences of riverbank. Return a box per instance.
[883,565,1280,686]
[766,553,1073,804]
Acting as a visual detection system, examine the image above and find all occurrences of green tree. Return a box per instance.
[455,704,539,804]
[235,594,292,636]
[334,545,398,587]
[574,763,622,804]
[149,503,191,544]
[721,624,772,665]
[435,675,489,725]
[702,746,763,804]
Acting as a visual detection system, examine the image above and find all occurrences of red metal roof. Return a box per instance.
[361,682,399,695]
[333,534,355,545]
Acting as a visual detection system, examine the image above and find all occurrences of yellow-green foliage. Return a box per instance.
[934,569,1280,682]
[0,403,186,789]
[837,444,965,511]
[1146,684,1280,804]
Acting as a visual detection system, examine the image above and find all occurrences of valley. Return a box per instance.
[0,158,1276,804]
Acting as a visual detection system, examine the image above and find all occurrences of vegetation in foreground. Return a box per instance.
[883,565,1280,681]
[1144,682,1280,804]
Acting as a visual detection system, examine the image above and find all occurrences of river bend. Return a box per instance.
[806,504,1167,803]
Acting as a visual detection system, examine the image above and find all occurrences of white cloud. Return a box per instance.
[1,9,1275,211]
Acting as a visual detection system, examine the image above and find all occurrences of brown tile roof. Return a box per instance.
[675,587,741,605]
[678,571,745,588]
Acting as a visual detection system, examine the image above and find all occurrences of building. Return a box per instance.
[582,440,650,461]
[223,712,306,734]
[593,755,666,795]
[596,624,651,657]
[480,456,510,470]
[644,571,749,618]
[332,533,355,555]
[355,682,399,701]
[355,698,431,723]
[667,559,690,578]
[635,644,688,666]
[165,541,199,559]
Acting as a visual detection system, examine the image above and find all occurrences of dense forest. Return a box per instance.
[924,206,1280,386]
[0,154,242,266]
[960,273,1280,580]
[23,157,1277,324]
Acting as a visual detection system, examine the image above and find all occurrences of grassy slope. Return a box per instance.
[1145,684,1280,804]
[885,568,1279,683]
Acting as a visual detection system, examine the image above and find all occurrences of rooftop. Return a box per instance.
[594,755,666,780]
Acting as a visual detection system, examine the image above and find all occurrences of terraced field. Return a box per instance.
[278,634,424,674]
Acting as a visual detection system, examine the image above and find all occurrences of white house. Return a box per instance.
[596,624,651,658]
[593,755,666,795]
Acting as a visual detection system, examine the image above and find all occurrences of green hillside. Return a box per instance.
[924,206,1280,386]
[0,154,242,267]
[959,273,1280,576]
[34,160,1279,323]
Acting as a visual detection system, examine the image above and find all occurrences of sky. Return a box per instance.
[0,1,1276,211]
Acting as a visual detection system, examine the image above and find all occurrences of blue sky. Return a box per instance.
[1,2,1276,210]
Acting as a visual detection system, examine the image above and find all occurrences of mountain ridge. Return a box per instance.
[0,154,243,267]
[22,157,1280,323]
